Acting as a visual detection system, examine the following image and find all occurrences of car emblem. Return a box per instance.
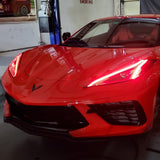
[32,84,43,92]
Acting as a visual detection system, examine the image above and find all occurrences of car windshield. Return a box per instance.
[62,18,160,48]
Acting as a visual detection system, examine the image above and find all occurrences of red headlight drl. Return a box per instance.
[87,59,148,87]
[8,53,22,78]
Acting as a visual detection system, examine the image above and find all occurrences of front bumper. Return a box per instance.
[4,93,150,139]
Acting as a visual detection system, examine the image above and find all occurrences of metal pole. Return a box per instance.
[120,0,124,15]
[56,0,62,44]
[34,0,44,45]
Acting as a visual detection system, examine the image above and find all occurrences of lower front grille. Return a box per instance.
[6,94,89,131]
[87,101,147,126]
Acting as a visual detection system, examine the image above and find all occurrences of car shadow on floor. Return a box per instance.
[0,124,149,160]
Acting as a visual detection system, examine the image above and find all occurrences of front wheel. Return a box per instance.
[154,87,160,119]
[19,5,29,16]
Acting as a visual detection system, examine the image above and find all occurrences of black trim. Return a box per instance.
[87,101,147,126]
[5,93,89,131]
[4,116,72,139]
[4,116,150,142]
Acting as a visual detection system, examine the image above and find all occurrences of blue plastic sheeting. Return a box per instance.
[140,0,160,14]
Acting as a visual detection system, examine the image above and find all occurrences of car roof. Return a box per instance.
[95,14,160,21]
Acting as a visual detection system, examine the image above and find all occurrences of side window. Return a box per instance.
[109,22,159,47]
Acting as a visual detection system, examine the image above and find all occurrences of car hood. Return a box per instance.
[2,45,155,104]
[24,45,153,84]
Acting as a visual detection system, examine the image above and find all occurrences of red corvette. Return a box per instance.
[0,0,30,16]
[1,15,160,139]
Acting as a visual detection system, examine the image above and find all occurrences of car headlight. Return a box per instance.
[87,59,148,87]
[8,53,22,78]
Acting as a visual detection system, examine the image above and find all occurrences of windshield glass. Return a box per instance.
[62,18,160,48]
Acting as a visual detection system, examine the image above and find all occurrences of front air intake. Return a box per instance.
[5,94,89,131]
[87,101,147,126]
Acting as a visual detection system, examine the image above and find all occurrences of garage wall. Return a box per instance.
[113,0,140,16]
[0,0,115,51]
[114,0,121,16]
[59,0,114,35]
[0,21,40,52]
[0,0,41,52]
[124,1,140,15]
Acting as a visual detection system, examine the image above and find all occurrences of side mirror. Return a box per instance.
[62,32,71,41]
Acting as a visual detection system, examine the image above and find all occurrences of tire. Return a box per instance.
[154,86,160,119]
[19,5,29,16]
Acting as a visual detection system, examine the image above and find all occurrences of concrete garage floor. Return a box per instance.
[0,49,160,160]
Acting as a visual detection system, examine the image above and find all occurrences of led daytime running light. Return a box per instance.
[88,59,148,87]
[9,53,22,78]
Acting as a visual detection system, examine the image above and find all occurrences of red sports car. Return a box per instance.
[1,15,160,139]
[0,0,30,16]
